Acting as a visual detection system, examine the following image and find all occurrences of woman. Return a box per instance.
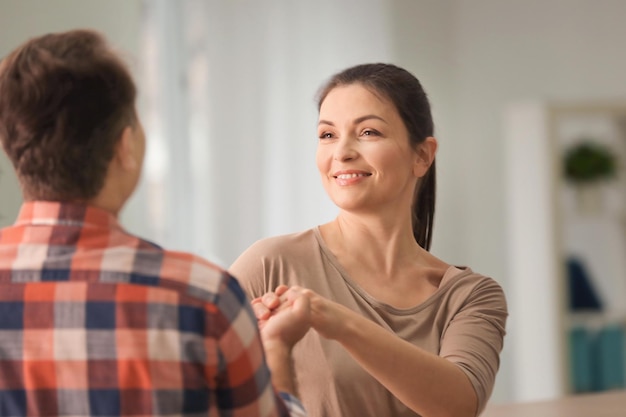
[230,63,507,417]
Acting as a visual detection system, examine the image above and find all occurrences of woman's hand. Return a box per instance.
[252,285,312,350]
[252,286,349,341]
[251,285,290,321]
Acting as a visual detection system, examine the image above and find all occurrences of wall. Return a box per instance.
[453,0,626,279]
[389,0,461,261]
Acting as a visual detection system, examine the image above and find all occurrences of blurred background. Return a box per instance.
[2,0,626,407]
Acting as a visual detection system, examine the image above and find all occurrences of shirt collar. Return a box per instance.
[14,201,121,230]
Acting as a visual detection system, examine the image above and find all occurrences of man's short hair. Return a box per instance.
[0,29,137,200]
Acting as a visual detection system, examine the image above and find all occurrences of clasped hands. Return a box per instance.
[252,285,348,345]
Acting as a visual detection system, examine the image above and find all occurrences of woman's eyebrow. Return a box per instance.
[318,114,387,126]
[354,114,387,125]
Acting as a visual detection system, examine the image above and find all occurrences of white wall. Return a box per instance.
[452,0,626,281]
[0,0,142,227]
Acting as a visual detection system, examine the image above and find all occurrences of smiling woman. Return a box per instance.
[230,63,508,417]
[315,83,435,225]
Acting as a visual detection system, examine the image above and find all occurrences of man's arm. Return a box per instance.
[212,276,310,417]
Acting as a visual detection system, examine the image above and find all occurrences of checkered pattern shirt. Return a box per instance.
[0,201,306,417]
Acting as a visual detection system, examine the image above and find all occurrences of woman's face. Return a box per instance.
[316,83,422,214]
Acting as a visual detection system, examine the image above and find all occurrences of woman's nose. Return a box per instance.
[333,136,358,161]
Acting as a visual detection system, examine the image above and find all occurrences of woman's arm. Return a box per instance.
[255,285,506,417]
[309,289,477,417]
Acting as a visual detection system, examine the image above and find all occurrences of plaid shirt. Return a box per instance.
[0,201,306,417]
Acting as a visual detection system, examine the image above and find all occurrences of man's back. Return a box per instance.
[0,201,296,416]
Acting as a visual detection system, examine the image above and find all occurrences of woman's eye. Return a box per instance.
[319,132,334,139]
[362,129,379,136]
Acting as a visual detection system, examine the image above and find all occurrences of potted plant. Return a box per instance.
[563,140,618,214]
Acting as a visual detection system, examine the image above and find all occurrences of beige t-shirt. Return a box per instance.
[230,228,508,417]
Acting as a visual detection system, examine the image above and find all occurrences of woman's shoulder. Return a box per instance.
[239,228,319,256]
[441,266,507,309]
[444,266,502,288]
[231,228,322,271]
[229,228,322,296]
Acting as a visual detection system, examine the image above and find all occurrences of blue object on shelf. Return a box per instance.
[596,324,625,390]
[569,326,598,392]
[566,257,603,311]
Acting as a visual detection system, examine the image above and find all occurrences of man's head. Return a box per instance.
[0,29,142,205]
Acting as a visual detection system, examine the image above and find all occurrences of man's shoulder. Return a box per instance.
[108,232,237,305]
[161,247,234,295]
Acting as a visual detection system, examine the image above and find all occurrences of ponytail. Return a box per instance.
[412,161,436,250]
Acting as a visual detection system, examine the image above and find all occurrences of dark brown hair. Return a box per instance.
[0,29,137,200]
[316,63,436,250]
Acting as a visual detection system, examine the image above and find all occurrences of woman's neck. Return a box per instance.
[320,213,423,278]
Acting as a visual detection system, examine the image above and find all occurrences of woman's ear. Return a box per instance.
[413,136,438,177]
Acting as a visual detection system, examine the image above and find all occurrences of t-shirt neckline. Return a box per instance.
[312,226,472,314]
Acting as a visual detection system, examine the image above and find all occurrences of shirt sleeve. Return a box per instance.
[438,277,508,416]
[209,272,307,417]
[278,393,307,417]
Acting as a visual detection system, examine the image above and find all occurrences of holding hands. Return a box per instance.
[252,285,350,341]
[253,285,313,348]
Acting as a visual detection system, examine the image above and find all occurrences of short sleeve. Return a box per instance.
[439,278,508,415]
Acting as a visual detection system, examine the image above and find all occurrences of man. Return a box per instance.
[0,29,309,416]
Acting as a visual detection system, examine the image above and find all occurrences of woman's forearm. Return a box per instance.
[321,303,478,417]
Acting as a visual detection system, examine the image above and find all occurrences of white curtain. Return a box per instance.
[125,0,394,266]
